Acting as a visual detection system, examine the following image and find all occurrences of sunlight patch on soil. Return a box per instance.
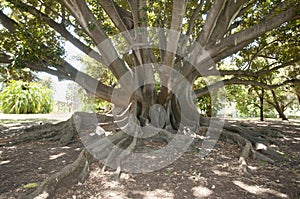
[212,169,230,176]
[0,160,10,165]
[131,189,174,199]
[101,190,127,199]
[192,186,213,198]
[233,180,288,198]
[49,152,66,160]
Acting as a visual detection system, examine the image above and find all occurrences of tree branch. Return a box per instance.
[196,0,227,46]
[208,4,300,61]
[0,10,115,103]
[200,57,300,77]
[164,0,186,67]
[62,0,130,81]
[98,0,133,32]
[7,0,104,64]
[158,0,186,103]
[195,78,300,97]
[208,0,247,44]
[0,10,18,33]
[186,0,205,37]
[27,60,115,103]
[0,52,12,64]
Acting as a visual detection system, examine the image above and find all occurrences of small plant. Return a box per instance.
[0,80,53,114]
[22,182,39,189]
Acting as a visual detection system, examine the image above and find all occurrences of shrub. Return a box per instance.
[0,80,53,114]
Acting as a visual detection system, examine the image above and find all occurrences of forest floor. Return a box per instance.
[0,115,299,199]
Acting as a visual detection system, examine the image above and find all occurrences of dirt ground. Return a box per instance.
[0,118,299,199]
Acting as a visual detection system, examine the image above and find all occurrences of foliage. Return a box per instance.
[0,0,299,118]
[226,85,277,118]
[0,80,53,114]
[0,1,65,83]
[76,55,115,113]
[38,77,53,90]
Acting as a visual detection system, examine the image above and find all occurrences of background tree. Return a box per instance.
[226,84,277,119]
[223,23,300,120]
[0,0,299,197]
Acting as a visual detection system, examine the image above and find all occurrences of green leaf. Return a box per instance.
[22,183,39,189]
[0,80,53,114]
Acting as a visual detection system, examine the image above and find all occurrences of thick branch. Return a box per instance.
[62,0,130,80]
[7,0,103,64]
[0,10,17,32]
[196,0,227,46]
[98,0,133,32]
[208,0,247,44]
[209,4,300,60]
[195,78,300,97]
[164,0,186,67]
[158,0,186,104]
[200,57,300,77]
[0,52,12,64]
[0,11,115,103]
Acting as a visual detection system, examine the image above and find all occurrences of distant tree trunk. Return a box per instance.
[207,95,212,117]
[296,88,300,104]
[260,88,264,121]
[270,90,288,120]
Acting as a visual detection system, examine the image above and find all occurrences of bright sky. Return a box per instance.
[38,42,84,102]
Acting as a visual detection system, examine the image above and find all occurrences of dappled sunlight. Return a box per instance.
[212,169,230,176]
[256,124,269,127]
[101,190,128,199]
[247,166,259,171]
[60,146,71,149]
[219,154,232,160]
[271,125,284,128]
[0,160,10,165]
[85,166,175,199]
[75,147,81,151]
[49,152,66,160]
[131,189,174,199]
[255,143,268,150]
[282,137,293,141]
[192,186,213,198]
[233,180,288,198]
[7,146,16,149]
[50,146,71,150]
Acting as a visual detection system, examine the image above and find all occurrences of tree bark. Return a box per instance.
[260,88,264,121]
[270,90,288,121]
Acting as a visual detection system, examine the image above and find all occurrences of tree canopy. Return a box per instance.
[0,0,299,106]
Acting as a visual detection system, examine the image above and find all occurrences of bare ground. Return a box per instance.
[0,118,299,199]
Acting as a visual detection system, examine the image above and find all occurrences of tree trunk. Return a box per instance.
[278,110,288,120]
[270,90,288,121]
[260,88,264,121]
[296,90,300,104]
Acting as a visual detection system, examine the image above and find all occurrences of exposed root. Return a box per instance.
[101,115,140,178]
[198,118,284,174]
[0,117,76,147]
[23,149,93,199]
[0,112,116,147]
[4,111,285,198]
[222,130,254,173]
[102,135,130,172]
